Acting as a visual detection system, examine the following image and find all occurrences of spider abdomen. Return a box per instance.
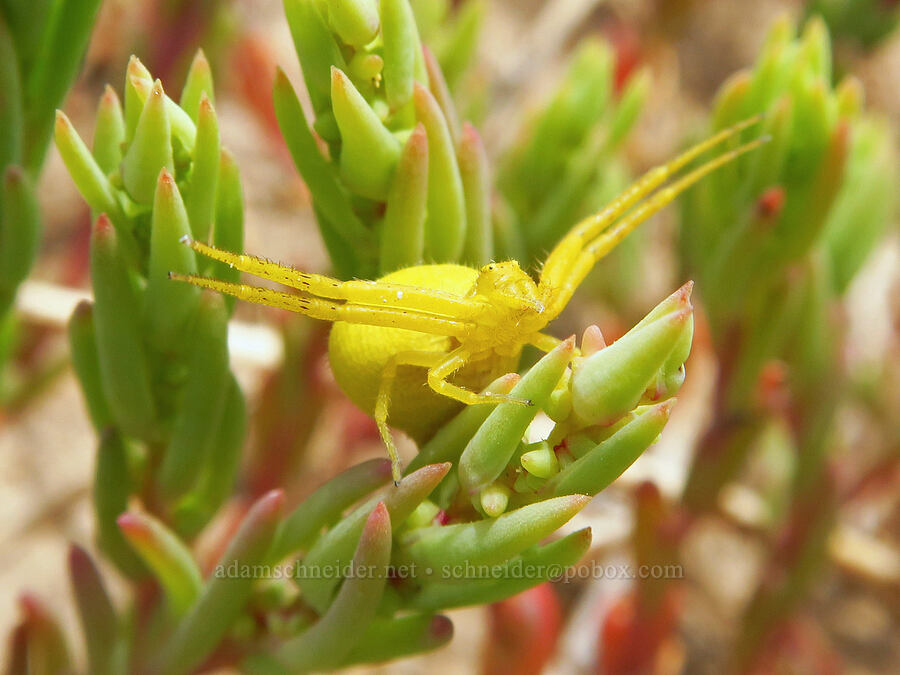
[328,264,520,444]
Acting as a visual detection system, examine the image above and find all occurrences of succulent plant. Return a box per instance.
[20,1,889,673]
[22,1,707,670]
[275,0,463,278]
[671,16,896,670]
[680,15,896,509]
[19,290,690,671]
[0,0,102,395]
[56,52,247,542]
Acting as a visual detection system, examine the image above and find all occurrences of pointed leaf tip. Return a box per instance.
[412,80,428,102]
[330,64,346,88]
[581,325,607,355]
[656,398,678,416]
[413,82,467,262]
[363,501,391,542]
[127,55,151,80]
[461,120,479,142]
[181,49,215,120]
[67,544,92,579]
[410,121,428,147]
[92,213,114,237]
[72,299,92,320]
[430,615,453,641]
[123,76,174,204]
[569,494,592,509]
[115,513,142,534]
[273,458,395,561]
[415,461,452,482]
[256,488,286,517]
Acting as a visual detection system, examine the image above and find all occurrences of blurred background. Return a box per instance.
[1,0,898,672]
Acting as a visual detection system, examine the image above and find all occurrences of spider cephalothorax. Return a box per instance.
[174,117,764,481]
[472,261,544,313]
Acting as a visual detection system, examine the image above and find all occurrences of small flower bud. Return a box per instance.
[480,482,512,518]
[521,441,560,479]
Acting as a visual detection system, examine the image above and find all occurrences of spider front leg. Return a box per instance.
[538,115,763,296]
[182,238,481,318]
[539,134,769,317]
[375,350,445,484]
[169,273,472,335]
[426,348,533,407]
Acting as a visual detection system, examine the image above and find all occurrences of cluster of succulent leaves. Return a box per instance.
[277,0,648,289]
[56,51,247,544]
[0,0,101,393]
[276,0,478,279]
[680,15,895,412]
[134,285,692,674]
[34,1,701,672]
[53,261,694,672]
[678,16,896,661]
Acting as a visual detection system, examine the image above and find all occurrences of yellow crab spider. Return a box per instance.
[172,117,765,483]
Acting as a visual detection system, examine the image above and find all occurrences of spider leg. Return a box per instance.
[183,238,483,319]
[375,350,446,484]
[183,237,328,290]
[426,348,532,406]
[527,332,569,353]
[541,135,768,318]
[538,115,762,299]
[170,273,473,336]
